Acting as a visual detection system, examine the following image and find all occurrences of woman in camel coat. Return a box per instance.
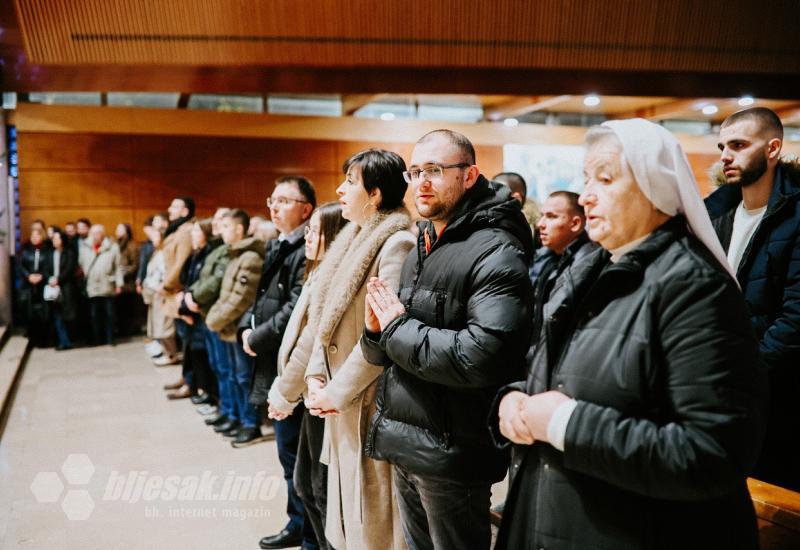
[303,149,415,550]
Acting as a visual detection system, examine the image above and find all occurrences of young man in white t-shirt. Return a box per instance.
[705,106,800,492]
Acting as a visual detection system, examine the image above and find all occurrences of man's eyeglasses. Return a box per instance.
[402,163,471,184]
[267,197,309,208]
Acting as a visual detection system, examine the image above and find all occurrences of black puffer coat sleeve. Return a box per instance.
[382,244,531,388]
[563,273,767,501]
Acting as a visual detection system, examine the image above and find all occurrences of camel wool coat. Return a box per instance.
[304,209,414,550]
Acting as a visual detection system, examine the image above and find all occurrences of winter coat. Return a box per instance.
[160,219,194,318]
[267,271,318,415]
[241,225,307,405]
[142,249,173,340]
[490,216,767,550]
[361,177,534,483]
[136,240,154,285]
[188,237,230,317]
[116,239,139,294]
[304,209,414,550]
[205,237,265,342]
[705,159,800,490]
[179,244,214,350]
[79,238,124,298]
[43,246,79,322]
[17,243,49,324]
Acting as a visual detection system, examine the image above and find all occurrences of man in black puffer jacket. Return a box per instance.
[705,107,800,491]
[362,129,534,550]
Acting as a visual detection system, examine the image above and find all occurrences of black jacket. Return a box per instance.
[43,246,79,322]
[705,160,800,490]
[241,225,307,405]
[362,177,534,482]
[17,243,50,324]
[491,217,767,550]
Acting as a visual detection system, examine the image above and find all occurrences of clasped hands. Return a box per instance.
[498,390,570,445]
[365,277,405,333]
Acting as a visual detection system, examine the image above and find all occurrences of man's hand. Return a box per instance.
[241,328,257,357]
[267,403,288,421]
[498,391,535,445]
[180,315,194,325]
[28,273,43,285]
[365,277,406,331]
[136,281,143,295]
[184,292,201,313]
[115,286,123,296]
[519,391,571,443]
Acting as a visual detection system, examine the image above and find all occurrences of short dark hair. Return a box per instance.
[417,129,476,165]
[276,176,317,210]
[493,172,527,198]
[144,215,154,227]
[76,218,91,227]
[175,196,196,218]
[343,148,408,211]
[548,191,584,218]
[223,208,250,233]
[722,107,784,140]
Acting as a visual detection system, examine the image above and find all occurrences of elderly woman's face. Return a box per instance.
[580,140,662,250]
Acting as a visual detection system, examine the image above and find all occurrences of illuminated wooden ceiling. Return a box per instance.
[2,0,799,97]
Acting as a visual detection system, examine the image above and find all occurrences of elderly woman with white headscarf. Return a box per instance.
[490,119,767,549]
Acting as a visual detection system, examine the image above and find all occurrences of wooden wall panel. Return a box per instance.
[16,126,722,243]
[18,132,344,240]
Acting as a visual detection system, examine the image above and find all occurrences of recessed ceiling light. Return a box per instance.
[504,118,519,127]
[583,95,601,107]
[702,105,719,116]
[738,96,755,107]
[379,112,396,121]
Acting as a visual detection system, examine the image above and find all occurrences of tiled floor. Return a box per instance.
[0,340,289,550]
[0,338,507,550]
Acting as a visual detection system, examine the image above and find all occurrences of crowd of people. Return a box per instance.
[14,106,800,549]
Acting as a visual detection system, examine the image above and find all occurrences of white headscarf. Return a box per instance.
[601,118,736,281]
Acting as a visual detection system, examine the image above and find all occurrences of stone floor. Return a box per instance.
[0,338,506,549]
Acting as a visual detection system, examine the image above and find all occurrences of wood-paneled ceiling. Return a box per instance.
[2,0,799,97]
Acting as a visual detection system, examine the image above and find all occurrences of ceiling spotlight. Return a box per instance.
[380,112,396,121]
[583,95,601,107]
[504,118,519,127]
[738,96,755,107]
[702,105,719,116]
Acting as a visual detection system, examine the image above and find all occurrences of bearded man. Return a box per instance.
[705,106,800,491]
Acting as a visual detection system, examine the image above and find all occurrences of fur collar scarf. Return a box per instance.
[310,207,411,344]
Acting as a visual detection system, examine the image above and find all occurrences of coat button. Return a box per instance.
[543,463,549,470]
[328,344,338,354]
[557,383,564,390]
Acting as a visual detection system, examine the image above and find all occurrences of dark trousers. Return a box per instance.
[274,402,307,540]
[114,292,140,337]
[51,304,73,348]
[183,323,217,401]
[294,410,330,550]
[89,296,115,345]
[393,466,492,550]
[206,331,235,419]
[225,342,259,428]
